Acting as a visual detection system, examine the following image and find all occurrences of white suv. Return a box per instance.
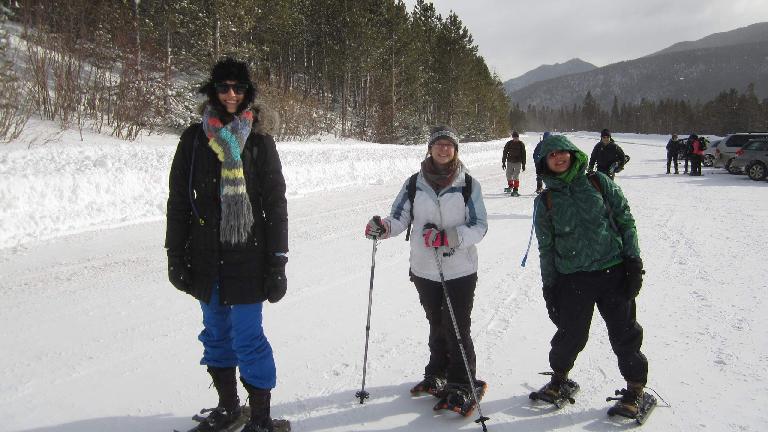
[714,133,768,173]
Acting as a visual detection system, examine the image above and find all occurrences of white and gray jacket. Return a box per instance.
[384,166,488,282]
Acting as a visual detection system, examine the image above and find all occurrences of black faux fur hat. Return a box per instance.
[198,57,257,115]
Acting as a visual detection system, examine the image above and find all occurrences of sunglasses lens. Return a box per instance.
[215,83,248,95]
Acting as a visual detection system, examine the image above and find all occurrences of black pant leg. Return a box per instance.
[413,275,449,378]
[666,154,673,173]
[595,266,648,384]
[441,273,478,384]
[548,274,597,375]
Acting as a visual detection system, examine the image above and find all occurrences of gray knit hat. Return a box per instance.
[428,125,459,150]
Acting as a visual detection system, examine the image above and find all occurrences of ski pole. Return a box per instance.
[427,230,489,431]
[355,237,378,404]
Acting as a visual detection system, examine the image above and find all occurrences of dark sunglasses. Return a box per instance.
[214,82,249,95]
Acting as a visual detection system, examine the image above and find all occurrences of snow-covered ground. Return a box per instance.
[1,123,766,432]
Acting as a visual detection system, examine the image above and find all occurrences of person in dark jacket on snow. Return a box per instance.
[364,125,489,413]
[532,135,649,418]
[665,134,680,174]
[502,130,526,196]
[165,58,289,432]
[588,129,626,179]
[533,131,551,193]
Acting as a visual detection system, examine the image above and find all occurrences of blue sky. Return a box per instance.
[404,0,768,81]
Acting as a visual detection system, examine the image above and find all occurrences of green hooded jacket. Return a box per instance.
[533,135,640,287]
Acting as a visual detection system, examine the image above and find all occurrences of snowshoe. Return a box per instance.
[433,380,487,417]
[529,372,579,408]
[240,418,292,432]
[177,406,291,432]
[503,187,511,193]
[410,375,446,397]
[176,405,247,432]
[510,190,520,197]
[607,388,657,425]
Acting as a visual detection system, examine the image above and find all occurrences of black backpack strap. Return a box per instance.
[404,172,419,241]
[462,173,473,204]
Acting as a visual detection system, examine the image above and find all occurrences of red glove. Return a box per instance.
[422,227,448,247]
[365,216,388,239]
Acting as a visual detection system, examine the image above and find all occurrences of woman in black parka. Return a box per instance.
[165,58,288,432]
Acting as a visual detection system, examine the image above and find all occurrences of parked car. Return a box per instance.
[713,132,768,173]
[703,139,719,167]
[731,139,768,181]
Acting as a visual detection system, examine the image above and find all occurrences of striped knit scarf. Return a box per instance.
[202,105,254,245]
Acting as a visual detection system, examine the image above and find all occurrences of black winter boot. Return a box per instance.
[195,367,242,432]
[240,378,272,432]
[410,374,446,396]
[609,381,644,418]
[540,371,568,400]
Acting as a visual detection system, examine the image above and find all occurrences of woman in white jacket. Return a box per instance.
[365,125,488,413]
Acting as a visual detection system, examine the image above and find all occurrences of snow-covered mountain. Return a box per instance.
[647,21,768,57]
[507,22,768,108]
[502,58,597,95]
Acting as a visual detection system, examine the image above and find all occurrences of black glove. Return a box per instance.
[264,266,287,303]
[542,283,559,325]
[624,257,645,299]
[168,254,192,292]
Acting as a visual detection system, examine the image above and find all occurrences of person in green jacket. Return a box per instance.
[531,135,648,418]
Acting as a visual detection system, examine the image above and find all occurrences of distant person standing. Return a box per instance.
[533,131,551,193]
[688,134,704,176]
[502,131,526,196]
[681,136,691,174]
[665,134,680,174]
[588,129,626,180]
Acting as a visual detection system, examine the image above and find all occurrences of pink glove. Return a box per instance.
[422,227,448,247]
[365,216,389,239]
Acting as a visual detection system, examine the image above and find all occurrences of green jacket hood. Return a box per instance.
[535,135,588,185]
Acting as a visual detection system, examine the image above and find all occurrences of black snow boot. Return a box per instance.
[410,374,446,396]
[537,371,569,401]
[609,381,644,418]
[240,378,273,432]
[240,378,291,432]
[195,367,242,432]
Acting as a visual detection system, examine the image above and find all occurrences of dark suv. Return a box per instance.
[714,132,768,173]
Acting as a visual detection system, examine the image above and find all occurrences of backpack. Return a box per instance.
[699,137,708,151]
[404,172,473,241]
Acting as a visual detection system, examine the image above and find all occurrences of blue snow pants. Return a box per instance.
[198,284,276,389]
